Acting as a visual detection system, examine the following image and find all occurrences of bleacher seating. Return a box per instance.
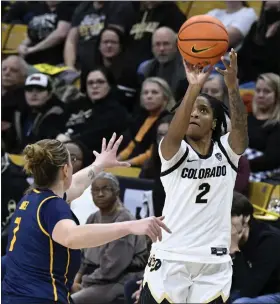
[1,23,27,55]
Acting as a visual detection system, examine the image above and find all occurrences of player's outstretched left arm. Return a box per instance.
[66,133,130,203]
[216,49,248,155]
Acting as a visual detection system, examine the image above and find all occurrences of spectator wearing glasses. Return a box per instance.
[10,73,65,153]
[71,172,148,304]
[90,26,139,112]
[57,67,130,152]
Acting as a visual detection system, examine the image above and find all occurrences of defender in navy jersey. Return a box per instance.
[140,50,248,304]
[3,189,81,304]
[2,134,170,304]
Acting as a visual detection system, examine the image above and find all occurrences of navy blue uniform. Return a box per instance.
[2,189,81,304]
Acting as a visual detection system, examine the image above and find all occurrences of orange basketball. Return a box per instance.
[177,15,229,67]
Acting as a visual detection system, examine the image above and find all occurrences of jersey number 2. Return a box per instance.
[9,217,21,252]
[195,183,210,204]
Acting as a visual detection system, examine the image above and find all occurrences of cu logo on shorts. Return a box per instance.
[148,254,162,272]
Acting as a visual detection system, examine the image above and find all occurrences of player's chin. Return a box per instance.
[186,126,203,140]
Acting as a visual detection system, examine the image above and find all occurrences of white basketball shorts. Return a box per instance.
[142,254,232,303]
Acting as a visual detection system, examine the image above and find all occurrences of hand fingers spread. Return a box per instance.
[117,161,131,167]
[215,67,225,76]
[93,151,99,158]
[112,134,123,152]
[221,56,230,70]
[107,133,116,151]
[101,137,106,153]
[230,48,238,66]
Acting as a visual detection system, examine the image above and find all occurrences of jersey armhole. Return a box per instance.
[160,147,189,177]
[217,139,238,172]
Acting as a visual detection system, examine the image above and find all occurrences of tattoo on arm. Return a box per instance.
[88,168,95,180]
[228,88,248,153]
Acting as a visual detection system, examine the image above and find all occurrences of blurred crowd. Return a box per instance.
[1,1,280,303]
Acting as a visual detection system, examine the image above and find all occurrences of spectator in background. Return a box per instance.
[64,140,93,174]
[124,1,186,74]
[2,56,29,152]
[57,67,130,152]
[202,74,229,109]
[64,1,136,91]
[10,73,65,153]
[207,1,257,50]
[244,73,280,182]
[230,191,280,304]
[71,172,148,304]
[17,1,76,65]
[2,56,28,124]
[118,77,175,167]
[93,26,139,112]
[238,1,280,83]
[138,27,188,102]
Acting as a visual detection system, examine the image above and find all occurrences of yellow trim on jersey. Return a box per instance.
[203,292,229,303]
[36,195,59,302]
[64,247,71,304]
[33,189,41,194]
[142,280,174,303]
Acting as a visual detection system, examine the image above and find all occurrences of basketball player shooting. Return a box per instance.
[139,49,248,304]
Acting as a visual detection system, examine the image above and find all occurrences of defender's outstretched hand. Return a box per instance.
[130,216,172,243]
[93,133,130,169]
[216,49,238,89]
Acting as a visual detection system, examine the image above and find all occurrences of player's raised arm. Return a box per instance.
[216,49,248,155]
[66,133,130,202]
[161,62,213,160]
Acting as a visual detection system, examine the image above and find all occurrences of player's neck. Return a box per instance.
[49,183,65,199]
[186,135,213,156]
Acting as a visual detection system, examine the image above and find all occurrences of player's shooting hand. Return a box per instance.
[93,133,131,169]
[216,48,238,90]
[129,216,172,243]
[182,59,213,87]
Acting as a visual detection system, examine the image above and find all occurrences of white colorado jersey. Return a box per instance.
[152,133,241,264]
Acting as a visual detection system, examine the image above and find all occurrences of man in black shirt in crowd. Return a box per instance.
[230,191,280,304]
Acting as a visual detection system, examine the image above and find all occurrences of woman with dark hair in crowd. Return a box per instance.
[93,26,139,112]
[238,1,280,83]
[57,67,130,152]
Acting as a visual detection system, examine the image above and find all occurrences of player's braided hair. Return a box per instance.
[171,93,228,142]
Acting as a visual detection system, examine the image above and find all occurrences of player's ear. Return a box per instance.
[212,119,217,130]
[62,163,68,179]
